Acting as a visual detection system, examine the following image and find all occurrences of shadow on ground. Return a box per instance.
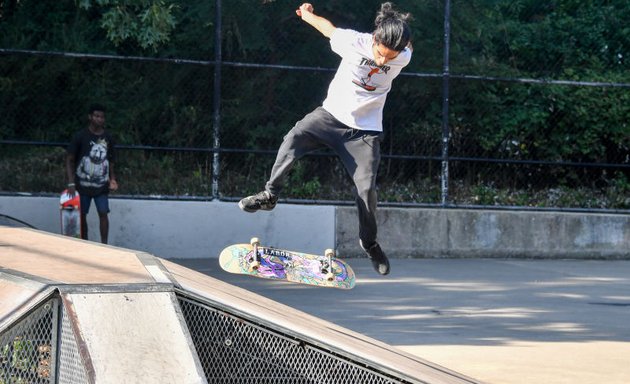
[175,258,630,347]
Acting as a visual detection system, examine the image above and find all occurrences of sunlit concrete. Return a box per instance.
[179,257,630,384]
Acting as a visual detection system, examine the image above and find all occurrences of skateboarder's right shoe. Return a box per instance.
[360,240,390,276]
[238,191,278,213]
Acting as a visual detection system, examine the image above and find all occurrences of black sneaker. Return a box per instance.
[360,240,390,275]
[238,191,278,213]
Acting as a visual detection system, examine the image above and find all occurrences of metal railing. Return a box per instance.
[0,292,414,383]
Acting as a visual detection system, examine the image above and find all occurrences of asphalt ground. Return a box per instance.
[174,257,630,384]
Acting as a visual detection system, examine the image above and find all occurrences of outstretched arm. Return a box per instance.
[296,3,336,38]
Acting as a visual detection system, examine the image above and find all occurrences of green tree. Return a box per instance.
[77,0,177,51]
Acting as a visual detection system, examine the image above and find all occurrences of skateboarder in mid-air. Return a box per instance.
[239,2,413,276]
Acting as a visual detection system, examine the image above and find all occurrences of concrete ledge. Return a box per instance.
[336,207,630,259]
[1,195,629,259]
[0,195,334,259]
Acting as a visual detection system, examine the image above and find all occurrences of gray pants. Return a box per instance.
[265,107,383,245]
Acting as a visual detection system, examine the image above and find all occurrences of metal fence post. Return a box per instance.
[211,0,223,199]
[440,0,452,206]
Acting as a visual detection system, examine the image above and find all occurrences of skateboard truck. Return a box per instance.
[323,249,335,281]
[249,237,261,271]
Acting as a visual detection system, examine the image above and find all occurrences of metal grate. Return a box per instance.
[0,300,55,384]
[178,296,406,384]
[57,302,88,384]
[1,291,418,383]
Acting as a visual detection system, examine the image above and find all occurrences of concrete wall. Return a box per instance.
[0,195,334,259]
[1,195,629,259]
[337,207,630,258]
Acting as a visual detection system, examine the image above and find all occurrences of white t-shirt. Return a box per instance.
[322,28,412,132]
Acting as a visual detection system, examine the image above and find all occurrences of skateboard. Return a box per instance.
[60,189,81,238]
[219,238,355,289]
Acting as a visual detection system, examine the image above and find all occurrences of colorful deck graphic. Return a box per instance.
[219,244,355,289]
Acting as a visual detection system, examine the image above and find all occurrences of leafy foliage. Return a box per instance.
[0,0,629,208]
[77,0,177,50]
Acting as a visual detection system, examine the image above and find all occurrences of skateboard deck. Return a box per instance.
[60,189,81,238]
[219,238,355,289]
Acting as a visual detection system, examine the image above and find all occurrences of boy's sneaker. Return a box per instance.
[238,191,278,213]
[360,240,390,275]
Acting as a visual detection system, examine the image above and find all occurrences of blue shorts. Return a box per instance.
[80,194,110,215]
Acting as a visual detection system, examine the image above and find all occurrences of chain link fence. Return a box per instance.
[0,0,628,211]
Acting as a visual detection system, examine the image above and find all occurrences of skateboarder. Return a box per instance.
[239,2,413,275]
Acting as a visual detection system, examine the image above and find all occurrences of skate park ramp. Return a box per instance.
[0,226,481,384]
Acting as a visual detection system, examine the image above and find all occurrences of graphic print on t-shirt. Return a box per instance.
[76,138,110,188]
[351,57,391,92]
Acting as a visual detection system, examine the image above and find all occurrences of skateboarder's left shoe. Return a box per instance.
[360,240,390,275]
[239,190,278,213]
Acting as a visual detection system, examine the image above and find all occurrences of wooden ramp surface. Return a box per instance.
[0,227,481,384]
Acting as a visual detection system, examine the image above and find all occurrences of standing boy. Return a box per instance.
[239,3,413,275]
[66,104,118,244]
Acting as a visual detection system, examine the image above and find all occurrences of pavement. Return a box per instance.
[174,257,630,384]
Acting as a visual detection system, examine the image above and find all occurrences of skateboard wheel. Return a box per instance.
[250,237,260,246]
[324,248,335,257]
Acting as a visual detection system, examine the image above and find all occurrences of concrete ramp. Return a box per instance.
[62,292,204,383]
[0,227,481,384]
